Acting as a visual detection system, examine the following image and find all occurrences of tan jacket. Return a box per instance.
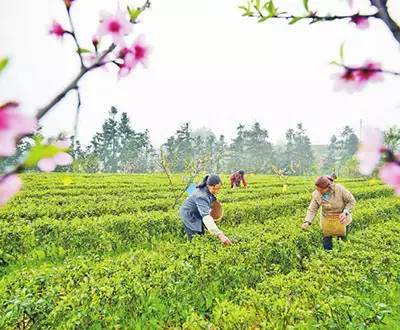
[304,183,356,227]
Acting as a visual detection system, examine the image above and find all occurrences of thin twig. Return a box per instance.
[249,11,377,24]
[142,0,151,11]
[72,86,82,145]
[172,167,202,208]
[36,44,115,121]
[158,151,179,203]
[333,62,400,77]
[66,6,85,69]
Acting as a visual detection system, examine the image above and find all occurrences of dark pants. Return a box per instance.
[322,225,350,250]
[184,225,205,240]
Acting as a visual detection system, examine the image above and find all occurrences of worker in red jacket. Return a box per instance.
[229,170,247,188]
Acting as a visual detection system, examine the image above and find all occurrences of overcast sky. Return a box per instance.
[1,0,399,147]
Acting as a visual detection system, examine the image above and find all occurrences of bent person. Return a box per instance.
[301,175,356,250]
[180,174,231,245]
[229,170,247,188]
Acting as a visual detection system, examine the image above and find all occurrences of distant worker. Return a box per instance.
[230,170,247,188]
[301,175,356,251]
[179,175,231,245]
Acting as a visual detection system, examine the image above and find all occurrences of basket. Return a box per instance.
[321,214,346,237]
[210,200,223,222]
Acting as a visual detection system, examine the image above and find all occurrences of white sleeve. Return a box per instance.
[202,215,222,236]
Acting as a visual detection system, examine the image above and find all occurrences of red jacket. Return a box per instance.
[230,172,247,188]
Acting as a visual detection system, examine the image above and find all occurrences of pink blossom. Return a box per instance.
[356,60,383,84]
[118,36,150,77]
[97,8,132,48]
[130,36,150,66]
[379,162,400,195]
[350,15,369,30]
[118,53,135,77]
[332,69,361,93]
[49,21,66,38]
[38,152,73,172]
[0,174,22,206]
[333,60,383,93]
[356,126,384,175]
[0,102,37,157]
[92,35,100,48]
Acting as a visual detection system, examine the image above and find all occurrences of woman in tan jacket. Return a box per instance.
[301,175,356,250]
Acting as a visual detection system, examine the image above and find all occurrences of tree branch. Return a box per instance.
[36,44,115,121]
[248,11,377,24]
[0,45,115,184]
[370,0,400,45]
[1,1,153,185]
[333,62,400,77]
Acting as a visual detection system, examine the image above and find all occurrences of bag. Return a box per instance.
[185,183,196,196]
[321,214,346,237]
[210,200,223,222]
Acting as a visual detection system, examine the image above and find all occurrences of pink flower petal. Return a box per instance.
[54,152,73,166]
[112,34,126,48]
[6,110,38,135]
[0,174,22,206]
[362,126,384,149]
[357,150,381,175]
[357,20,369,30]
[97,7,132,47]
[49,21,66,38]
[124,52,136,69]
[0,103,36,156]
[118,66,131,78]
[38,158,57,172]
[0,101,19,114]
[0,130,17,157]
[379,162,400,188]
[97,24,109,37]
[357,126,384,175]
[350,16,369,30]
[331,70,364,93]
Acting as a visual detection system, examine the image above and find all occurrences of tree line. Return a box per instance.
[2,106,400,176]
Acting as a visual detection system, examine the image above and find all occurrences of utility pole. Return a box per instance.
[359,119,363,142]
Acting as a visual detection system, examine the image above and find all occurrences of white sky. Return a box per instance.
[1,0,399,147]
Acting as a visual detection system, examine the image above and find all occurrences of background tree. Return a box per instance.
[322,135,341,174]
[227,124,246,172]
[339,126,359,162]
[243,122,274,173]
[384,126,400,152]
[283,123,314,175]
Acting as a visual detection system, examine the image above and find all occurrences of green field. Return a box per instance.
[1,173,399,329]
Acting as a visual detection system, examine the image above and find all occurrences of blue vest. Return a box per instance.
[179,187,216,232]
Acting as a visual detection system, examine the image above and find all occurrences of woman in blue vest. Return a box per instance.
[180,174,231,245]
